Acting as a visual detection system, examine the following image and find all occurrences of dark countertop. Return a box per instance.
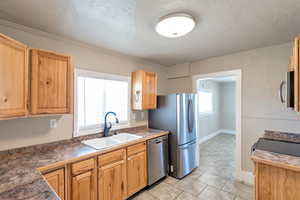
[0,128,169,200]
[251,130,300,172]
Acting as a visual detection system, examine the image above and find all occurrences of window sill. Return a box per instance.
[73,120,148,137]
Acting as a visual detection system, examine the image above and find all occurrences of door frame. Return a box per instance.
[192,69,243,181]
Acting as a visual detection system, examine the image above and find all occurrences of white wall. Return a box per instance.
[0,20,168,151]
[220,82,236,131]
[167,42,300,172]
[197,80,220,141]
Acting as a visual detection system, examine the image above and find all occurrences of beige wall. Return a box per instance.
[197,80,221,141]
[220,82,236,130]
[167,42,300,172]
[0,20,168,151]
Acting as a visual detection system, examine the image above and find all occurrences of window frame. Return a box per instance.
[197,89,214,116]
[73,69,131,137]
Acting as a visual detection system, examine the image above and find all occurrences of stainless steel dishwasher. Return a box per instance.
[147,135,169,186]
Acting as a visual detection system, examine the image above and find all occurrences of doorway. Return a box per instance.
[192,70,242,181]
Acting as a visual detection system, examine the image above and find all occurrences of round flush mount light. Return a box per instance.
[156,13,196,38]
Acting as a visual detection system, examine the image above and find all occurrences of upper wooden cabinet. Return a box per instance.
[0,33,74,120]
[131,70,157,110]
[30,49,73,115]
[44,168,65,200]
[0,33,28,120]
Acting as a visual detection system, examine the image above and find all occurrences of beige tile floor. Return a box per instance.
[130,134,254,200]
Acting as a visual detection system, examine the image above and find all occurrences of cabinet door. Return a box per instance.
[72,171,96,200]
[142,72,157,109]
[44,168,65,200]
[98,160,126,200]
[127,151,147,197]
[0,33,28,119]
[30,49,73,115]
[131,70,157,110]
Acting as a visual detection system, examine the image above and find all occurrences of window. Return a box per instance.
[74,69,129,137]
[198,90,213,114]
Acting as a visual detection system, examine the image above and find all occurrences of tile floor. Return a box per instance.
[130,133,254,200]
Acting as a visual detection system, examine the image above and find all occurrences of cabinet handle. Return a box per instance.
[3,98,8,103]
[121,181,124,191]
[279,81,286,103]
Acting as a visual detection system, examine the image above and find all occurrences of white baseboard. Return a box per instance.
[219,129,236,135]
[236,170,254,185]
[198,130,222,144]
[198,129,237,144]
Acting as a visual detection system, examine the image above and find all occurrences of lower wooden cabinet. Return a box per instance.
[44,168,65,200]
[42,141,152,200]
[254,162,300,200]
[127,146,147,197]
[98,149,127,200]
[71,158,96,200]
[72,171,96,200]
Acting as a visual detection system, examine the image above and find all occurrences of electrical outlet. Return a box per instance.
[132,113,136,121]
[50,119,58,128]
[141,111,145,120]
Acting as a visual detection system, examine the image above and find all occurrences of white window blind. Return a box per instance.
[198,90,213,114]
[75,70,129,136]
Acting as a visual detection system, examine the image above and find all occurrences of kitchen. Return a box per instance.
[1,1,300,200]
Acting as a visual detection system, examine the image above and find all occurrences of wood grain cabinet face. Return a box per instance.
[255,162,300,200]
[98,149,127,200]
[44,168,65,200]
[131,70,157,110]
[72,171,96,200]
[30,49,73,115]
[0,34,28,119]
[71,158,96,200]
[127,149,147,197]
[143,72,157,109]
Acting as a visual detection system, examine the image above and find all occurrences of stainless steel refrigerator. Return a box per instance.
[149,93,198,179]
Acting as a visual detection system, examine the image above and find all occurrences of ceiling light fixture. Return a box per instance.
[156,13,196,38]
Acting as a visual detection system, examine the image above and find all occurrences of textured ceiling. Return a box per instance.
[0,0,300,66]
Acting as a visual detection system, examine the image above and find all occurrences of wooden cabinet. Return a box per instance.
[253,161,300,200]
[127,142,147,197]
[71,159,96,200]
[44,168,65,200]
[30,49,73,115]
[131,70,157,110]
[0,33,74,120]
[294,37,299,112]
[98,149,127,200]
[0,33,28,120]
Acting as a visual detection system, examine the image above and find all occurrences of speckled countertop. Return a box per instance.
[251,130,300,171]
[0,127,168,200]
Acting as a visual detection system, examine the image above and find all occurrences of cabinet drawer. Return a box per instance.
[127,142,146,156]
[98,149,125,167]
[72,158,95,175]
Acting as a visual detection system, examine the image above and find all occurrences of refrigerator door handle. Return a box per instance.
[187,99,194,133]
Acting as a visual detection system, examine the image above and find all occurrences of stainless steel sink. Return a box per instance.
[82,133,142,150]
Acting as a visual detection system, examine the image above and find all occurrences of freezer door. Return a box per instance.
[177,141,197,178]
[177,94,197,145]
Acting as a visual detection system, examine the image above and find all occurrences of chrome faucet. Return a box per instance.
[103,112,119,137]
